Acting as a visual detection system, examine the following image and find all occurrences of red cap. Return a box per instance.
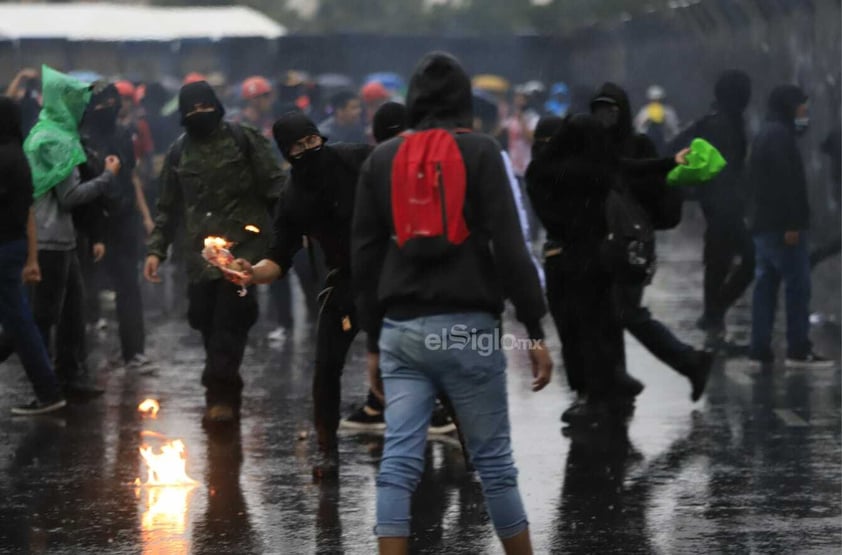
[133,84,146,105]
[115,80,136,99]
[183,72,208,85]
[241,76,272,100]
[361,81,390,103]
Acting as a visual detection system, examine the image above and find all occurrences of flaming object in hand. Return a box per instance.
[202,236,248,297]
[138,398,160,418]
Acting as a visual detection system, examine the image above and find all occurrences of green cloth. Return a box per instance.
[23,65,92,199]
[667,137,727,186]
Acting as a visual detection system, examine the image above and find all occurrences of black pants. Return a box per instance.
[0,249,88,385]
[545,252,624,400]
[188,279,258,406]
[702,213,755,324]
[614,283,697,375]
[104,224,145,361]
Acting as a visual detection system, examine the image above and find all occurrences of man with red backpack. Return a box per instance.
[351,52,552,555]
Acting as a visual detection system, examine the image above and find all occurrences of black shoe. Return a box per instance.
[785,352,836,369]
[561,397,586,423]
[689,350,714,402]
[429,404,457,434]
[64,381,104,399]
[11,398,67,416]
[747,353,774,367]
[339,405,386,432]
[696,314,725,334]
[615,373,645,397]
[561,400,613,424]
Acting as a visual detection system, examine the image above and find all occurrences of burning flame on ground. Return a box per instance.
[138,399,160,418]
[137,440,198,487]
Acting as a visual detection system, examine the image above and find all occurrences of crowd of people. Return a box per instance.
[1,50,839,554]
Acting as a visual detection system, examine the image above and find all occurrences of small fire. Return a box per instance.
[202,235,249,297]
[138,399,160,418]
[138,440,198,487]
[244,224,261,234]
[203,236,231,250]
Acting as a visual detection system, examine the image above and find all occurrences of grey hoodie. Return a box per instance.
[34,167,114,251]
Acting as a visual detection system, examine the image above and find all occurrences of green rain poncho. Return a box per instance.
[667,138,727,187]
[23,65,92,199]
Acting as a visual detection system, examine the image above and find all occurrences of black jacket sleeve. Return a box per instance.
[265,190,305,275]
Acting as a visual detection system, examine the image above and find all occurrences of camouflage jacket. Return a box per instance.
[147,122,284,283]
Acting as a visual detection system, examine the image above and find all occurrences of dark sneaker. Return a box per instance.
[696,314,725,334]
[64,381,105,399]
[561,400,613,425]
[339,405,386,432]
[690,350,714,402]
[203,404,236,425]
[615,373,645,397]
[12,398,67,416]
[428,405,457,435]
[748,353,774,368]
[785,353,836,369]
[561,397,586,423]
[125,354,158,375]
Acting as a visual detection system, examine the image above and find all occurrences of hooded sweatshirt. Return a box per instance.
[747,85,809,232]
[352,52,547,352]
[0,96,33,243]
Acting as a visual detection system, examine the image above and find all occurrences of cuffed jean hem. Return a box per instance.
[374,524,410,538]
[497,519,529,540]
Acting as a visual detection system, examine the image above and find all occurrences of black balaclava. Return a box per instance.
[714,70,752,115]
[272,111,325,172]
[590,82,633,153]
[372,102,407,143]
[767,84,808,135]
[178,81,225,140]
[84,83,121,138]
[531,115,564,160]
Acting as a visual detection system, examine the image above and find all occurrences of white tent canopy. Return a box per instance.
[0,3,286,42]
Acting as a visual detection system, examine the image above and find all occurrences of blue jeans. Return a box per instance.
[0,240,61,401]
[375,312,528,539]
[750,232,812,360]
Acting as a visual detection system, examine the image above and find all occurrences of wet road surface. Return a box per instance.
[0,227,839,554]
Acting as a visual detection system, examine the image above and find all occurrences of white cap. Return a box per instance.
[647,85,666,101]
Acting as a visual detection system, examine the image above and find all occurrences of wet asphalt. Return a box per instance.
[0,220,839,555]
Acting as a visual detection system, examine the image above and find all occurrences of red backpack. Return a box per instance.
[391,129,471,259]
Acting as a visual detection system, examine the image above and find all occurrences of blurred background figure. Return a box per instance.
[634,84,680,154]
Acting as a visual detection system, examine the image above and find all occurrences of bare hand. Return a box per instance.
[143,217,155,236]
[675,148,691,166]
[17,68,39,80]
[368,352,384,404]
[92,242,106,262]
[784,231,800,246]
[528,341,552,392]
[22,260,41,284]
[105,155,121,175]
[143,255,162,283]
[228,258,255,286]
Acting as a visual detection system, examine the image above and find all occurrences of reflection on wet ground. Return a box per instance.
[0,231,839,554]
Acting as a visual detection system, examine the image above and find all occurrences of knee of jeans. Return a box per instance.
[473,457,519,496]
[377,455,424,492]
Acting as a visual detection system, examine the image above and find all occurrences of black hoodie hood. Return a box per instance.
[406,52,473,130]
[0,95,23,145]
[178,81,225,124]
[272,111,323,161]
[590,82,633,146]
[82,83,121,139]
[714,70,752,115]
[767,84,807,124]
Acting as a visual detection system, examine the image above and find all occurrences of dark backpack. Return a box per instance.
[390,129,471,259]
[601,187,656,284]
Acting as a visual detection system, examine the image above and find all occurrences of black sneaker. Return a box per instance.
[696,314,725,334]
[11,398,67,416]
[428,405,457,435]
[689,350,714,402]
[785,352,836,369]
[339,405,386,431]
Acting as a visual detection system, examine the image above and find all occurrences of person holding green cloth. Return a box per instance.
[0,66,121,398]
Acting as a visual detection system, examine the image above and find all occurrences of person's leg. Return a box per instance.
[105,236,146,361]
[201,280,259,412]
[0,240,62,402]
[717,220,756,318]
[270,278,292,330]
[429,313,531,546]
[55,251,93,387]
[702,223,733,326]
[782,235,812,358]
[32,250,70,383]
[375,318,437,545]
[750,233,782,361]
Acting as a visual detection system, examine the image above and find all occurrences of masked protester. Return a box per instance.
[670,70,756,345]
[81,83,155,372]
[0,66,121,401]
[0,95,66,415]
[746,85,833,368]
[144,80,284,425]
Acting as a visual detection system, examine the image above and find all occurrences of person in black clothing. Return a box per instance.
[810,124,841,268]
[590,83,712,401]
[232,112,381,476]
[372,101,408,144]
[0,96,65,415]
[671,70,755,342]
[747,85,832,367]
[82,83,155,372]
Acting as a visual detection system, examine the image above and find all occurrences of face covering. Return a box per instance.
[184,110,221,140]
[86,106,119,136]
[593,106,619,129]
[289,145,324,175]
[794,116,810,136]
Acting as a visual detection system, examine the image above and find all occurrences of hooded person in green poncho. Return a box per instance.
[0,66,121,398]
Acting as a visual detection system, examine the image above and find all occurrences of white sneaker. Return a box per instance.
[95,318,108,331]
[126,354,158,375]
[785,353,836,369]
[267,327,288,342]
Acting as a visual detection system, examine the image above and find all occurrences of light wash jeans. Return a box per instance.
[375,312,528,539]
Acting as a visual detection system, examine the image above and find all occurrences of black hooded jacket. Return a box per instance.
[747,85,809,232]
[0,96,33,243]
[352,52,547,352]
